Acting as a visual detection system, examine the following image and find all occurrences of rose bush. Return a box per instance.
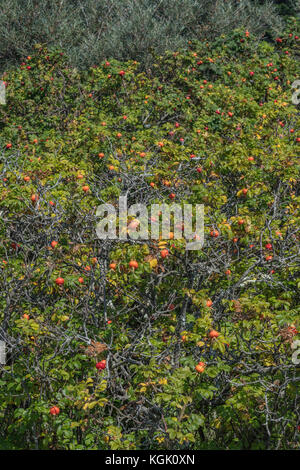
[0,22,299,449]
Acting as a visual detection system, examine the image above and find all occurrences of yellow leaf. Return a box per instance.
[149,258,158,268]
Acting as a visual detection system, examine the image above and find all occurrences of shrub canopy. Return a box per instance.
[0,21,299,449]
[0,0,297,72]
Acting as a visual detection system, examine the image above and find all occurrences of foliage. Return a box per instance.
[0,0,293,72]
[0,21,300,450]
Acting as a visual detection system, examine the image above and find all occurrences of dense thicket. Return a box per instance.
[0,0,299,72]
[0,21,299,449]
